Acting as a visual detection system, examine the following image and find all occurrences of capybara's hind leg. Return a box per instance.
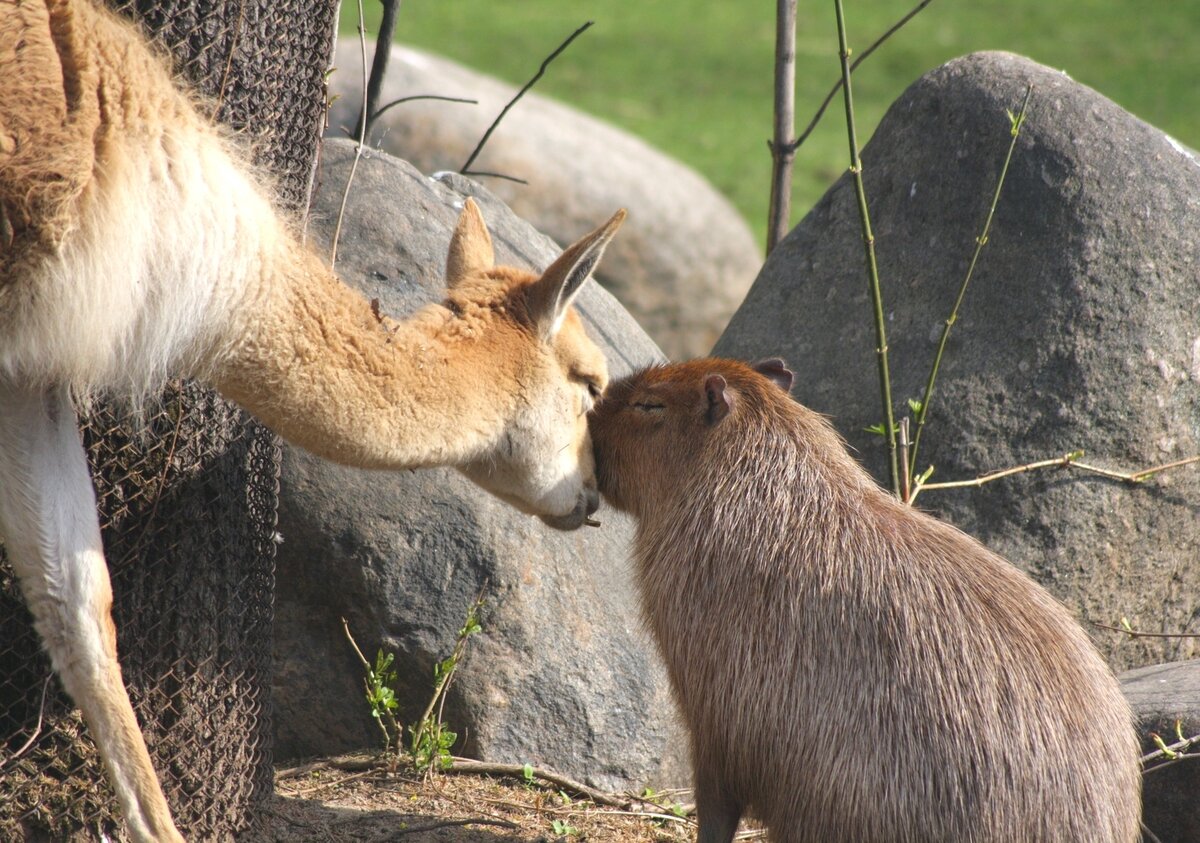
[695,767,742,843]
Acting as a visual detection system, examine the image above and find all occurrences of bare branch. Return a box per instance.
[792,0,937,153]
[1141,731,1200,767]
[1093,622,1200,640]
[356,0,403,142]
[330,0,371,269]
[907,84,1033,483]
[834,0,900,498]
[445,757,692,818]
[909,450,1200,504]
[0,675,52,769]
[390,817,519,836]
[341,616,371,670]
[371,94,477,124]
[455,170,529,185]
[460,21,594,176]
[766,0,798,254]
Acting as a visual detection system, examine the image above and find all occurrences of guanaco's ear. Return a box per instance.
[527,209,627,340]
[753,358,794,393]
[705,374,734,425]
[446,198,495,288]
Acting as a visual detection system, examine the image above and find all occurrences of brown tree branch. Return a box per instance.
[0,675,52,769]
[331,0,371,269]
[389,817,519,837]
[356,0,403,141]
[766,0,798,254]
[1093,622,1200,640]
[791,0,936,153]
[370,94,477,125]
[908,450,1200,504]
[1142,731,1200,768]
[460,21,593,177]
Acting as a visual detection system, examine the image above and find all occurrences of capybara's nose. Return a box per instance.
[585,485,600,517]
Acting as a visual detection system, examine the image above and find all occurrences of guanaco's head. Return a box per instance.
[589,358,794,518]
[448,199,623,530]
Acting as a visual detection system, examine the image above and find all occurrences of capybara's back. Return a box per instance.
[590,358,1141,843]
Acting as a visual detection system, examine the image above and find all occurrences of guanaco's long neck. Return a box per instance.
[213,238,514,470]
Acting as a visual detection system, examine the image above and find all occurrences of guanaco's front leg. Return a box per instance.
[0,382,184,843]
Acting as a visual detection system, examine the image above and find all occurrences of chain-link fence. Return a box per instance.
[1,384,280,839]
[0,0,337,838]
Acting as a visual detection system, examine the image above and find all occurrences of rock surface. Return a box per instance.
[714,51,1200,670]
[1120,660,1200,843]
[328,39,762,360]
[272,138,686,791]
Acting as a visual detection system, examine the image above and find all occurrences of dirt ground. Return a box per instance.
[251,754,764,842]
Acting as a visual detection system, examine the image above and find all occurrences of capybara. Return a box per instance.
[589,358,1140,843]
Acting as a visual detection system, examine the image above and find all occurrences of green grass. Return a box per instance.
[340,1,1200,251]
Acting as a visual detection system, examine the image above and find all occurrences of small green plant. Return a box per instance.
[407,592,486,773]
[365,648,401,754]
[550,818,579,836]
[343,618,403,756]
[344,591,486,772]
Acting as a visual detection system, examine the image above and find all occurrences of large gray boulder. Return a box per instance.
[272,138,687,790]
[1120,660,1200,843]
[714,52,1200,671]
[328,39,762,360]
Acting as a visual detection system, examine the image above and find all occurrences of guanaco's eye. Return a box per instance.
[579,380,603,416]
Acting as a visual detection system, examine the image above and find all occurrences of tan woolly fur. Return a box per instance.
[589,358,1142,843]
[0,1,623,840]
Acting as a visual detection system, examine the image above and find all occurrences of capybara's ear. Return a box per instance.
[753,358,794,393]
[705,374,734,425]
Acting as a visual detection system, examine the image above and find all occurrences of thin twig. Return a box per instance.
[356,0,403,141]
[388,817,520,837]
[288,767,377,797]
[445,758,651,811]
[908,450,1200,505]
[341,616,371,670]
[766,0,798,254]
[212,0,249,117]
[1076,453,1200,484]
[908,84,1033,484]
[1093,622,1200,640]
[370,94,477,124]
[342,617,397,751]
[834,0,899,497]
[453,170,529,185]
[460,21,593,176]
[911,451,1081,503]
[276,752,379,781]
[792,0,936,152]
[0,674,52,769]
[898,417,911,502]
[331,0,371,269]
[1141,732,1200,766]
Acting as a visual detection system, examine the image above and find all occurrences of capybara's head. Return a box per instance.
[589,358,794,516]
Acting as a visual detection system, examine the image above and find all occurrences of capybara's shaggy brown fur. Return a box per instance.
[590,358,1141,843]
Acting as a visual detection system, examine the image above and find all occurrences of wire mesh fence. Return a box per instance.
[0,0,337,838]
[0,384,280,840]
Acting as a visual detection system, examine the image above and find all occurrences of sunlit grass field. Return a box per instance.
[340,1,1200,250]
